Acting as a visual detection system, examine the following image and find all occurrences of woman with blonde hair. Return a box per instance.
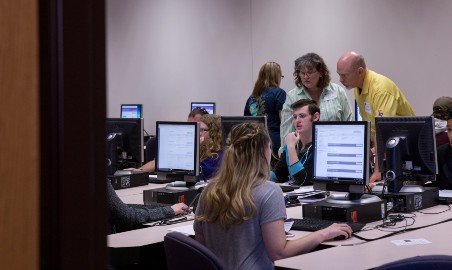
[244,61,286,164]
[194,122,352,269]
[199,114,222,180]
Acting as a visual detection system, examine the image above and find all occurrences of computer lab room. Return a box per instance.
[2,0,452,269]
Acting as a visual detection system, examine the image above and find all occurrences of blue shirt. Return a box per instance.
[200,151,223,180]
[244,87,286,150]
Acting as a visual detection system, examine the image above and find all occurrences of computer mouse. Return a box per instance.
[333,234,347,241]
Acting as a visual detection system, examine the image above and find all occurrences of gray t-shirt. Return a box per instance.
[193,181,287,270]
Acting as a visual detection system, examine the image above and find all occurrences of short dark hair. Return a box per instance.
[448,110,452,121]
[290,99,320,116]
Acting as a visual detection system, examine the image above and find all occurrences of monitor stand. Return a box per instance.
[325,193,383,205]
[165,181,207,191]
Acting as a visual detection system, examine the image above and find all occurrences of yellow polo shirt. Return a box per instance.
[355,70,415,140]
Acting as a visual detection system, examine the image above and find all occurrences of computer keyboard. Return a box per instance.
[280,184,301,193]
[289,217,365,232]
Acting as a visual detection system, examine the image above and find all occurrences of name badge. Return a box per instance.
[323,91,338,101]
[364,102,371,114]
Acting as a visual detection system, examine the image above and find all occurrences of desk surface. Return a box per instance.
[276,220,452,270]
[109,185,452,268]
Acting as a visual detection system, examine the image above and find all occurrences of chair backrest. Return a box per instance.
[375,255,452,270]
[164,232,225,270]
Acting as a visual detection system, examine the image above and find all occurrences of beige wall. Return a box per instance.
[107,0,452,134]
[0,0,39,268]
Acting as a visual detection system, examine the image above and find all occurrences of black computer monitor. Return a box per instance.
[120,104,143,118]
[190,102,216,114]
[312,121,379,203]
[220,116,267,146]
[375,116,438,193]
[155,121,200,188]
[106,118,144,175]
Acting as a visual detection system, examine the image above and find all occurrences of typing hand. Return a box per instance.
[171,203,190,215]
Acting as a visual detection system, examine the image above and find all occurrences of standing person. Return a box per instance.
[280,53,352,152]
[337,51,415,183]
[272,99,319,186]
[194,122,352,269]
[244,61,286,161]
[436,111,452,189]
[199,114,223,180]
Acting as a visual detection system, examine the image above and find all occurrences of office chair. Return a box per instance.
[375,255,452,270]
[164,232,226,270]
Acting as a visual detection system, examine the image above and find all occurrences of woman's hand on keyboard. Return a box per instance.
[319,223,352,241]
[171,203,189,215]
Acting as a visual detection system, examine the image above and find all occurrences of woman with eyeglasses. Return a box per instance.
[244,61,287,166]
[194,122,352,269]
[279,53,352,152]
[199,114,223,180]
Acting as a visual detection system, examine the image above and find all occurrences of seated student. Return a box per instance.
[271,99,320,186]
[432,96,452,148]
[436,111,452,189]
[107,178,188,233]
[193,122,351,269]
[138,108,209,172]
[199,114,223,180]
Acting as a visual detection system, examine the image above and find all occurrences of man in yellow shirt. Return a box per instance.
[337,51,415,183]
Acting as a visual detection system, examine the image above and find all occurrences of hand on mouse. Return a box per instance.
[318,223,352,242]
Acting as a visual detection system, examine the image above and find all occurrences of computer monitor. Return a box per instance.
[375,116,438,193]
[120,104,143,118]
[312,121,379,203]
[190,102,216,114]
[106,118,144,175]
[155,121,200,187]
[220,116,267,146]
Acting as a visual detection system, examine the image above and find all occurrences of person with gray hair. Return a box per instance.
[337,51,415,183]
[280,53,352,153]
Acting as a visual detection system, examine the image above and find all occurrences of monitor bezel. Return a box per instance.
[220,116,268,146]
[120,104,143,118]
[190,102,216,114]
[312,121,370,187]
[155,121,200,182]
[106,118,144,172]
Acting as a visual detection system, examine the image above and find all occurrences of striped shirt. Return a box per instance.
[279,83,352,153]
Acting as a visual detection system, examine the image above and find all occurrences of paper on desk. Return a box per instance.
[168,224,195,235]
[287,186,315,194]
[391,238,431,246]
[439,190,452,198]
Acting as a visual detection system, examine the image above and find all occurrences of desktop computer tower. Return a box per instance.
[302,199,387,223]
[108,171,149,190]
[377,187,439,213]
[143,187,198,205]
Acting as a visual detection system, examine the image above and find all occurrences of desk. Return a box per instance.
[275,220,452,270]
[109,185,452,268]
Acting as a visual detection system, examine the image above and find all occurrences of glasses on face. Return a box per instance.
[299,70,318,78]
[281,75,285,79]
[200,128,210,133]
[292,113,309,120]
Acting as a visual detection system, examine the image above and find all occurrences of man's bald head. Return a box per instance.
[337,51,367,89]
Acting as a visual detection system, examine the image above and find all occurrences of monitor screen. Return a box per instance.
[313,121,370,197]
[155,121,200,183]
[191,102,216,114]
[106,118,144,175]
[220,116,267,146]
[120,104,143,118]
[375,116,438,192]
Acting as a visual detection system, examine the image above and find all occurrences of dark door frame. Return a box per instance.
[39,0,108,268]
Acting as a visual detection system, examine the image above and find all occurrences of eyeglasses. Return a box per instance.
[200,128,210,133]
[299,70,318,78]
[281,75,285,79]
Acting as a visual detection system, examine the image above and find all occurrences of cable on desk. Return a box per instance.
[417,204,451,214]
